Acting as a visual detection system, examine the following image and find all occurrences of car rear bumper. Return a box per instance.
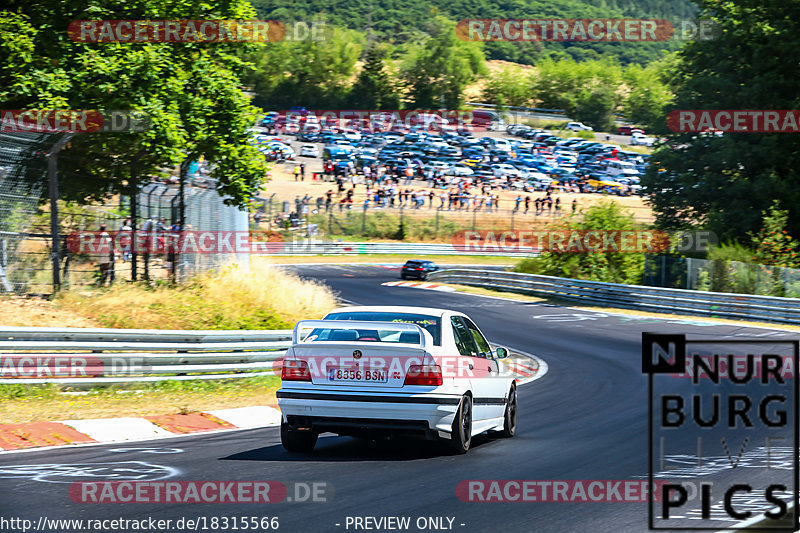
[277,389,460,437]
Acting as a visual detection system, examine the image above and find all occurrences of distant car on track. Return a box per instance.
[566,121,593,132]
[401,260,439,280]
[278,306,517,454]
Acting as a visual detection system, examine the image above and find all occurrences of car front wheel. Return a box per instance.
[281,422,318,453]
[447,395,472,454]
[498,384,517,438]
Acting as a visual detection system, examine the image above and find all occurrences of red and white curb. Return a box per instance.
[382,281,456,292]
[506,359,540,381]
[0,405,282,453]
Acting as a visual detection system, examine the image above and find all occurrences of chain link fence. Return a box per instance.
[0,131,60,294]
[255,188,582,243]
[0,129,249,294]
[644,254,800,297]
[138,181,248,283]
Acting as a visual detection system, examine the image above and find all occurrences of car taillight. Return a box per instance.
[415,267,424,270]
[404,365,443,386]
[282,359,311,381]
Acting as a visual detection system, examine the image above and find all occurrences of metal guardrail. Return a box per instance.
[465,102,569,123]
[429,269,800,325]
[0,327,291,386]
[250,241,537,257]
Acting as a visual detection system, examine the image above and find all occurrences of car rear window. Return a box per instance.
[324,312,442,346]
[404,261,422,267]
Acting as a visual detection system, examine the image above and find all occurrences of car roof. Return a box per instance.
[326,306,455,318]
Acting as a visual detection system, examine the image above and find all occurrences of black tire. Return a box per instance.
[498,384,517,438]
[448,395,472,454]
[281,422,318,453]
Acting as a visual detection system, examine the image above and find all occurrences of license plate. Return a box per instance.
[328,366,388,383]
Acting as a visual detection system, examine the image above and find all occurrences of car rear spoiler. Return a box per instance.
[292,320,428,348]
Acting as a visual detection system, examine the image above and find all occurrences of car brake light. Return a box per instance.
[404,365,443,386]
[282,359,311,381]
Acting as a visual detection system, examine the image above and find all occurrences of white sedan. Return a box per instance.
[631,133,655,146]
[299,144,320,157]
[566,121,593,131]
[278,306,517,454]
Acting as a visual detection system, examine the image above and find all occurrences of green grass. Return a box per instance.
[0,376,282,424]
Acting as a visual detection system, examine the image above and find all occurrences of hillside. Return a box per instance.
[251,0,698,65]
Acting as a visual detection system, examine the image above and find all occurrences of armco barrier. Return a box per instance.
[0,327,291,386]
[428,269,800,325]
[251,241,537,257]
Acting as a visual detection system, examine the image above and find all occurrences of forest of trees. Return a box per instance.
[250,0,697,65]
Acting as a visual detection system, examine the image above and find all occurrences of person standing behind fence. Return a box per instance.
[119,218,132,262]
[96,224,114,287]
[300,162,306,181]
[293,164,301,181]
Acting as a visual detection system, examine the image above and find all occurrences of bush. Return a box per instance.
[514,200,645,284]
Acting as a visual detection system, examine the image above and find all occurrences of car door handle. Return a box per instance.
[468,363,473,370]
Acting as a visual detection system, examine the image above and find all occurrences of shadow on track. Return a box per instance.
[221,434,496,462]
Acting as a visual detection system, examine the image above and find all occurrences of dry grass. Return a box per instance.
[55,258,338,329]
[0,297,102,328]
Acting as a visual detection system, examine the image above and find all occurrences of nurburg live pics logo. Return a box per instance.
[642,333,799,530]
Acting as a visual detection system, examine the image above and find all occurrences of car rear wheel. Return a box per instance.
[281,422,318,453]
[448,395,472,454]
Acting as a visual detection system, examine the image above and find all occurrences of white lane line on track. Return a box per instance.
[61,418,173,442]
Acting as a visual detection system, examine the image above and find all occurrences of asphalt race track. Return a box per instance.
[1,264,797,533]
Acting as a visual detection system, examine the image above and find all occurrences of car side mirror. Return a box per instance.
[495,346,510,359]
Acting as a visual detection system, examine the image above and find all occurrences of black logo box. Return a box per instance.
[642,333,800,531]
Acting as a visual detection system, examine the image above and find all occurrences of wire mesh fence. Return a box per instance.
[0,131,60,294]
[0,129,249,294]
[644,254,800,296]
[138,181,248,283]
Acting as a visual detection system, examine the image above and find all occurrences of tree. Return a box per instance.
[642,0,800,241]
[247,26,363,109]
[515,201,646,284]
[574,85,617,132]
[622,61,673,128]
[530,58,622,127]
[1,0,268,208]
[400,17,485,109]
[751,201,800,268]
[481,66,532,108]
[347,43,400,110]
